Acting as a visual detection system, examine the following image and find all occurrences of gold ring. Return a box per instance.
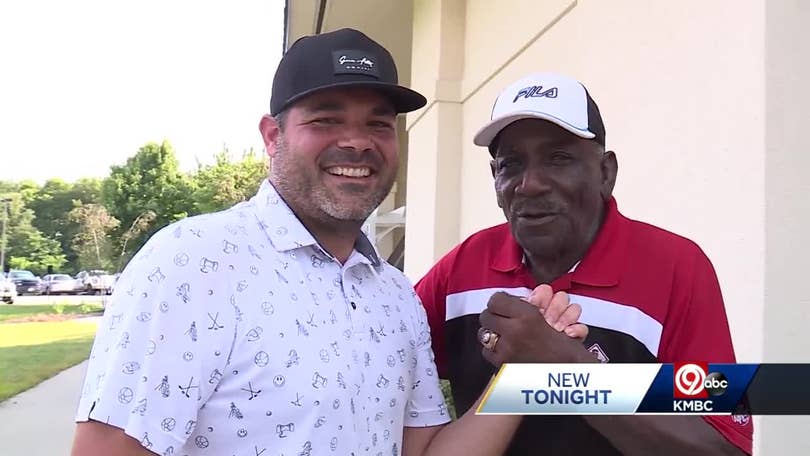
[478,328,500,351]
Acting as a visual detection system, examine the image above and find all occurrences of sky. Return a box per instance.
[0,0,285,183]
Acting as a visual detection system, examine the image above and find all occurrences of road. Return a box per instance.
[8,295,107,306]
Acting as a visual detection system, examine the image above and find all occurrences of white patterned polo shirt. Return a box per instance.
[76,180,450,455]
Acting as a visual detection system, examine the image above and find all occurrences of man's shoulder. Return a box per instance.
[465,222,512,242]
[620,215,708,264]
[625,217,702,249]
[442,222,512,262]
[144,203,257,252]
[416,222,513,294]
[379,262,417,290]
[123,202,263,279]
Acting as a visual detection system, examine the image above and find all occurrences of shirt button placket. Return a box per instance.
[340,267,366,338]
[341,264,369,446]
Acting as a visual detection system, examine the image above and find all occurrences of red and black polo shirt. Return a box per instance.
[415,197,752,455]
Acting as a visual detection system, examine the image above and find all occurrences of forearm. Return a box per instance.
[422,380,521,456]
[583,415,744,456]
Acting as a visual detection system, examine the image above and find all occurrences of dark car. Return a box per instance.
[7,270,44,295]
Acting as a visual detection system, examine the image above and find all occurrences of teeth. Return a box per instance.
[326,167,371,177]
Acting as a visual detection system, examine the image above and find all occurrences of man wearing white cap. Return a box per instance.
[416,72,752,455]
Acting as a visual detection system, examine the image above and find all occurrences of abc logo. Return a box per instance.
[705,372,728,396]
[674,363,728,398]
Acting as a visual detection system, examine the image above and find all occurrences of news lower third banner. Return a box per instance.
[476,363,810,415]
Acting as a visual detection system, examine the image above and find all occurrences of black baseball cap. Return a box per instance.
[270,28,427,115]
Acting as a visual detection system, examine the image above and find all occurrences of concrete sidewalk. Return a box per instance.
[0,360,88,456]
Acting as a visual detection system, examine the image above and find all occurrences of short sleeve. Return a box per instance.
[414,251,454,379]
[75,222,239,454]
[403,288,451,428]
[657,246,752,455]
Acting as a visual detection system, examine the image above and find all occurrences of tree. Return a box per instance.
[17,180,40,206]
[102,141,196,261]
[29,178,72,241]
[1,193,66,275]
[68,203,120,271]
[117,209,156,272]
[71,178,103,204]
[192,148,267,213]
[0,181,20,194]
[27,178,103,274]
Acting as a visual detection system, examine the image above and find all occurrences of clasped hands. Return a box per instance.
[478,284,594,366]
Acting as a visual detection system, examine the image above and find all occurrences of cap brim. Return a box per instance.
[473,111,596,147]
[282,81,427,114]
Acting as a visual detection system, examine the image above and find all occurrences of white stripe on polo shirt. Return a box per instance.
[445,288,662,357]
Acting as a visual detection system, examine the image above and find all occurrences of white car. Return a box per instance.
[42,274,77,295]
[1,274,17,304]
[75,270,116,295]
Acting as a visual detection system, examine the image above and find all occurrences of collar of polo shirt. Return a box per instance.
[253,179,382,269]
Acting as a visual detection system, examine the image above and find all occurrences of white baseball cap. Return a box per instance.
[473,72,606,149]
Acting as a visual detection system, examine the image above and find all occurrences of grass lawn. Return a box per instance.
[0,303,103,322]
[0,319,98,401]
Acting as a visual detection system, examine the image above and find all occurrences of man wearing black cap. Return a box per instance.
[71,31,586,456]
[416,72,753,455]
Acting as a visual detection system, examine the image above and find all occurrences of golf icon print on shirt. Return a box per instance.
[75,180,449,454]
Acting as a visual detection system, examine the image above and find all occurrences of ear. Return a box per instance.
[490,160,505,209]
[259,115,282,158]
[600,150,618,200]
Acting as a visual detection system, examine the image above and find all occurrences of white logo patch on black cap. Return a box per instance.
[332,50,379,78]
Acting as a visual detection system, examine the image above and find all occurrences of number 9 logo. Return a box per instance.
[675,363,707,396]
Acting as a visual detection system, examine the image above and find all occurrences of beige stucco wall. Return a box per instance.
[761,1,810,453]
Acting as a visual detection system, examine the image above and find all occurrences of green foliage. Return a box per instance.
[102,141,196,262]
[441,379,458,420]
[1,193,66,275]
[0,320,98,401]
[27,178,103,274]
[68,203,120,271]
[192,148,268,213]
[0,303,103,322]
[1,141,267,275]
[116,209,156,272]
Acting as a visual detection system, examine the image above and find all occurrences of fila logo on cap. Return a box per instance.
[513,85,558,103]
[473,72,606,149]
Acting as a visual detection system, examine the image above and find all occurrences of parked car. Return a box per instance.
[42,273,77,295]
[75,270,116,295]
[7,269,44,295]
[1,273,17,304]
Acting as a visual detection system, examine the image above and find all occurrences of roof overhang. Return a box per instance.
[284,0,414,87]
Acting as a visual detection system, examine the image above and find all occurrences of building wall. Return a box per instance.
[762,1,810,453]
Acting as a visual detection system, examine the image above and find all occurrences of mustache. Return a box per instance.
[318,147,383,170]
[510,200,564,215]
